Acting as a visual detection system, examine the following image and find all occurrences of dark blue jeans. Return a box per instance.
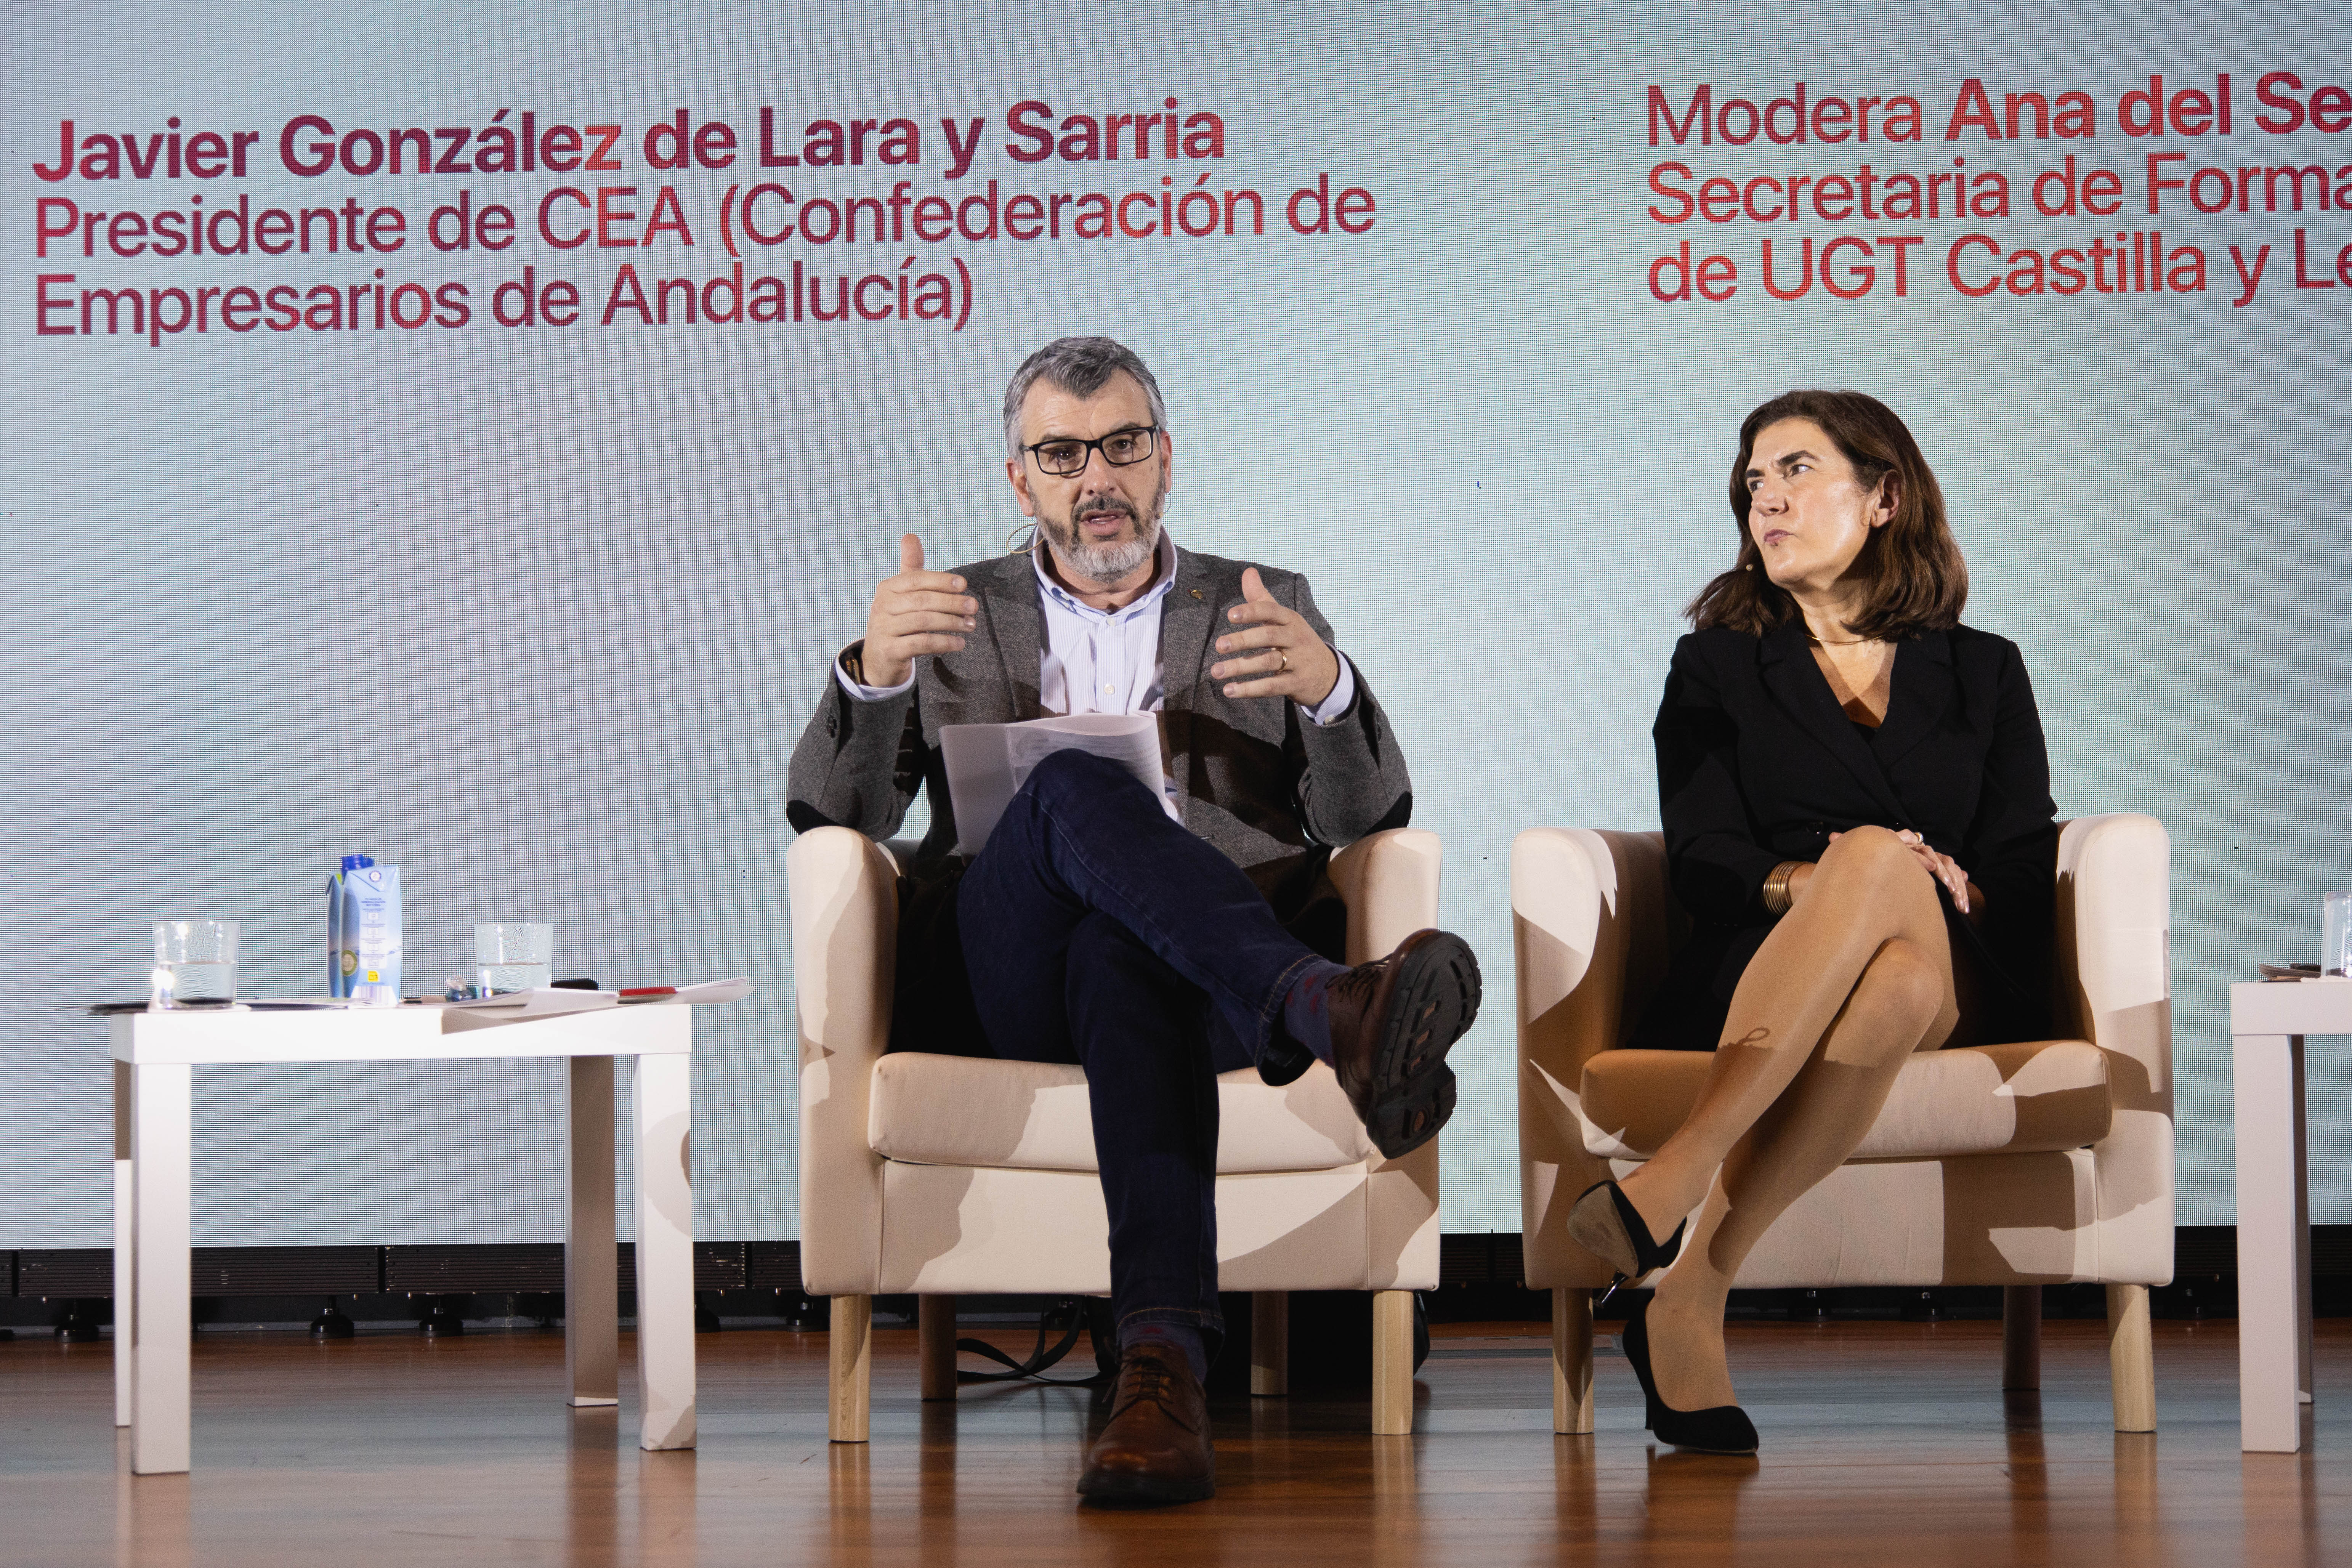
[956,749,1328,1351]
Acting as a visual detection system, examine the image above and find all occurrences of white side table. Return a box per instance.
[109,1002,698,1474]
[2230,978,2352,1452]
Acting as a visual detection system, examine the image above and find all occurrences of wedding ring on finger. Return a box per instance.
[1276,648,1290,673]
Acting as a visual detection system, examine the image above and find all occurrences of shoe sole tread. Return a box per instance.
[1564,1188,1642,1279]
[1364,933,1480,1159]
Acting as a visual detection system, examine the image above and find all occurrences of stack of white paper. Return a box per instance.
[938,714,1166,855]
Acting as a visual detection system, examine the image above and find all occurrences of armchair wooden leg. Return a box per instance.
[828,1294,872,1443]
[2001,1285,2042,1391]
[1251,1292,1289,1397]
[1552,1287,1594,1435]
[2105,1283,2155,1433]
[1371,1290,1414,1435]
[919,1295,957,1402]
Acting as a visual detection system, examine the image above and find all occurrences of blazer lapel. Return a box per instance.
[1871,629,1953,772]
[980,553,1047,720]
[1159,548,1217,712]
[1757,616,1909,824]
[1156,548,1218,816]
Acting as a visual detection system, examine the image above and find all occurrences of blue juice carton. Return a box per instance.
[329,860,364,992]
[325,856,402,1005]
[326,855,369,996]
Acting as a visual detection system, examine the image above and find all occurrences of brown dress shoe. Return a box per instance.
[1076,1343,1215,1505]
[1324,928,1481,1159]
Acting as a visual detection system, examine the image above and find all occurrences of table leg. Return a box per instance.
[632,1053,695,1451]
[114,1060,132,1430]
[130,1063,192,1474]
[2234,1031,2303,1452]
[2293,1038,2314,1405]
[566,1057,618,1408]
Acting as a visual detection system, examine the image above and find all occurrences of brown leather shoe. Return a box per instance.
[1324,928,1480,1159]
[1076,1343,1215,1505]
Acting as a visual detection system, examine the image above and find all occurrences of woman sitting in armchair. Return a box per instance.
[1569,390,2058,1453]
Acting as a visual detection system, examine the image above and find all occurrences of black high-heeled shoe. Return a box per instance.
[1619,1299,1759,1454]
[1566,1178,1688,1288]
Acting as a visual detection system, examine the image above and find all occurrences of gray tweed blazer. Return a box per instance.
[785,544,1414,904]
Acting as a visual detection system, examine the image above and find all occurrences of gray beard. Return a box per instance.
[1042,499,1164,587]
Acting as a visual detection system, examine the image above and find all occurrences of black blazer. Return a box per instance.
[1632,616,2059,1050]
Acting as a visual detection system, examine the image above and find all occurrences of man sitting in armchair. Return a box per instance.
[786,335,1480,1504]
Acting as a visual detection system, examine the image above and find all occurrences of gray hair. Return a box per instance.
[1002,337,1169,462]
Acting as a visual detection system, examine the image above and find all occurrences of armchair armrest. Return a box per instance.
[787,826,901,1295]
[1513,827,1672,1283]
[2055,813,2174,1279]
[1328,827,1442,963]
[1512,828,1674,1089]
[2054,813,2172,1116]
[1330,826,1445,1270]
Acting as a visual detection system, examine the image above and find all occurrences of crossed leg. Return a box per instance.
[1614,825,1974,1411]
[956,750,1310,1355]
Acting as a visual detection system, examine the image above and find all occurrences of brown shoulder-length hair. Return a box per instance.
[1685,389,1968,640]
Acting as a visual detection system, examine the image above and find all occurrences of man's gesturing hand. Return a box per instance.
[859,533,977,689]
[1211,567,1341,707]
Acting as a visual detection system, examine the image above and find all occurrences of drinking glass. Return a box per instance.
[151,920,239,1008]
[475,922,554,994]
[2325,891,2352,978]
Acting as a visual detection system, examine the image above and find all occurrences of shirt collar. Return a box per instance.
[1031,527,1179,622]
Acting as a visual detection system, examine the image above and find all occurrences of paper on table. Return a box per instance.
[938,713,1164,856]
[439,987,618,1017]
[618,977,756,1006]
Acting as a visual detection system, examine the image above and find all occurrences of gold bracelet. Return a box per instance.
[1760,861,1800,917]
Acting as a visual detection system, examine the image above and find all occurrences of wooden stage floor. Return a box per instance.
[4,1316,2344,1566]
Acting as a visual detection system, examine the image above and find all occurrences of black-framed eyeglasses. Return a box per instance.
[1022,426,1158,477]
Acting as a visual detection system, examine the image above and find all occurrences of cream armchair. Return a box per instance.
[789,826,1447,1441]
[1515,814,2172,1434]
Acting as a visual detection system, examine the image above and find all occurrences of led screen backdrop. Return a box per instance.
[3,3,2347,1246]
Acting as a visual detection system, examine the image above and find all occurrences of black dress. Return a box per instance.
[1629,616,2059,1052]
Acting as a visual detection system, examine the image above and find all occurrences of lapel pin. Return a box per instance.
[1190,588,1203,600]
